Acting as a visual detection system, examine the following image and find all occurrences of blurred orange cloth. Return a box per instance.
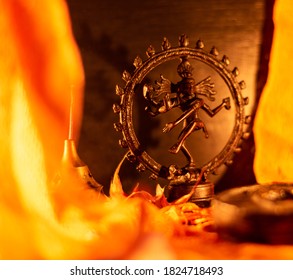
[254,0,293,183]
[0,0,84,215]
[0,0,89,258]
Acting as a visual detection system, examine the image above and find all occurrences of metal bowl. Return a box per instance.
[212,183,293,244]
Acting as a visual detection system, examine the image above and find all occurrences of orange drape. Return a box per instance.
[254,0,293,183]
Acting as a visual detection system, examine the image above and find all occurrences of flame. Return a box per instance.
[0,0,293,260]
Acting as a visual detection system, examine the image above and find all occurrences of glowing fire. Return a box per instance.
[0,0,293,260]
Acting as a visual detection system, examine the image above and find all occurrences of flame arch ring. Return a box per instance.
[117,44,247,180]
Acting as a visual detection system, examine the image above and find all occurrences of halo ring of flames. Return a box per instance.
[116,41,248,179]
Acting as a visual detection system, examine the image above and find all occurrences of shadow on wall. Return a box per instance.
[74,26,162,193]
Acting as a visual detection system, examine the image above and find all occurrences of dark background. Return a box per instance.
[66,0,274,194]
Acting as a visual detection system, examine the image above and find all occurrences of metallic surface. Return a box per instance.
[165,181,214,208]
[54,139,104,192]
[114,35,249,202]
[213,183,293,244]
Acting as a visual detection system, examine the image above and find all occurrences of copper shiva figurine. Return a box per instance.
[114,35,249,204]
[143,56,231,170]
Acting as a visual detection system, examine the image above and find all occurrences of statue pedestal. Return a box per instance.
[165,180,214,208]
